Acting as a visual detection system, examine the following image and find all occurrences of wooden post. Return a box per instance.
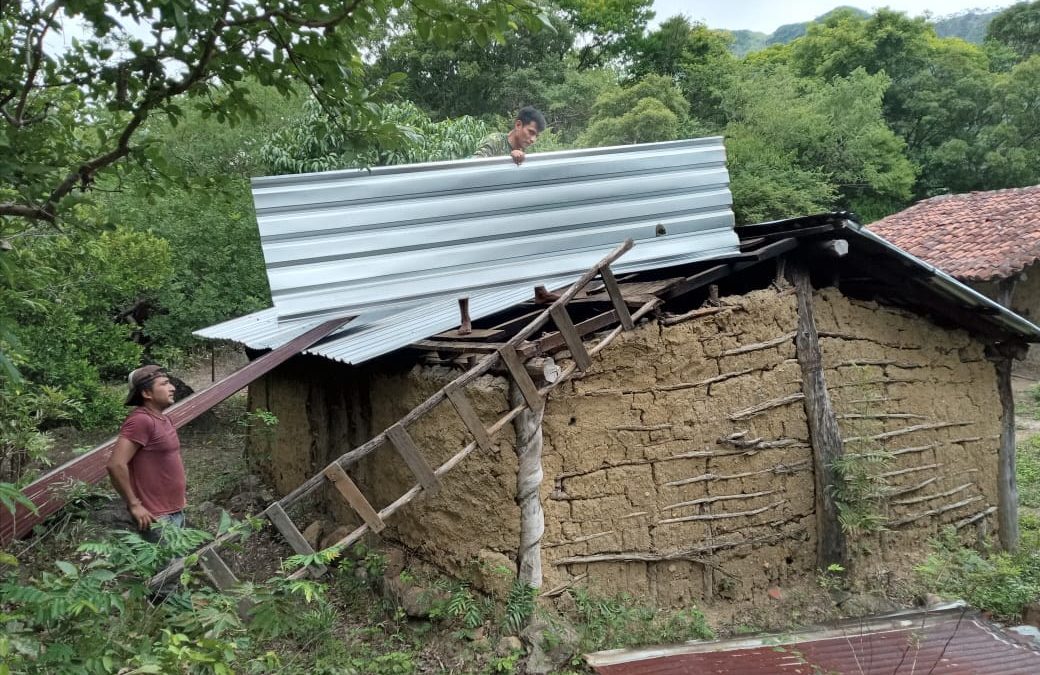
[994,354,1019,551]
[790,263,848,569]
[509,378,546,589]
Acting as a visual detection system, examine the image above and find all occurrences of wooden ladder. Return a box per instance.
[150,239,657,592]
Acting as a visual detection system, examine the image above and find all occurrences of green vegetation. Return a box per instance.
[916,524,1040,620]
[1018,434,1040,508]
[5,0,1040,667]
[567,586,713,653]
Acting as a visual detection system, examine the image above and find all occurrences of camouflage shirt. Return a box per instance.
[472,132,513,158]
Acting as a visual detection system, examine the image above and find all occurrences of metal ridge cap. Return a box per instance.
[844,220,1040,340]
[250,138,726,188]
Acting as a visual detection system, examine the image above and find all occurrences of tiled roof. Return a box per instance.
[870,185,1040,282]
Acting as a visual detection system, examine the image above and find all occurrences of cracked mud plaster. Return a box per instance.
[251,286,1004,614]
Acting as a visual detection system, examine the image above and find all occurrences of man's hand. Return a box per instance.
[510,149,526,166]
[129,502,155,530]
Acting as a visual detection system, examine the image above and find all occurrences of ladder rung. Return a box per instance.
[324,463,386,533]
[445,384,493,451]
[549,305,592,371]
[265,502,327,576]
[386,423,441,496]
[600,265,635,330]
[500,345,543,409]
[199,548,240,592]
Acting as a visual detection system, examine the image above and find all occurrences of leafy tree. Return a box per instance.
[986,1,1040,60]
[0,0,545,227]
[723,65,914,221]
[632,18,737,130]
[366,10,574,120]
[543,69,620,143]
[2,227,171,429]
[578,74,696,147]
[260,100,494,173]
[556,0,655,68]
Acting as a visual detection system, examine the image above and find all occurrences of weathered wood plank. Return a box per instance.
[549,305,592,371]
[500,346,543,409]
[386,423,441,496]
[323,464,386,534]
[445,384,493,452]
[199,549,240,592]
[790,263,848,569]
[265,502,328,575]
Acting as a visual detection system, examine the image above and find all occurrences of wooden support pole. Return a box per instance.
[994,356,1019,551]
[790,263,848,569]
[509,378,546,589]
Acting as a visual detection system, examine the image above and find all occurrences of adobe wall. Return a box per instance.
[249,284,1004,613]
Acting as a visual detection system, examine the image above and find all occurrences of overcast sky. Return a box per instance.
[650,1,1014,32]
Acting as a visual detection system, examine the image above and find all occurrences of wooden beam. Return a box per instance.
[994,356,1019,551]
[790,263,848,569]
[265,502,328,575]
[549,305,592,370]
[386,423,441,496]
[445,384,493,452]
[323,464,386,534]
[501,346,543,409]
[661,264,732,301]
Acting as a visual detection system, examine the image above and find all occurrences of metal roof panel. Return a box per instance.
[251,137,738,323]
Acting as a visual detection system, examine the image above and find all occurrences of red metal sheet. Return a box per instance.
[589,609,1040,675]
[1,318,349,544]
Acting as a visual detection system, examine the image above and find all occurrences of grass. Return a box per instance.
[1018,434,1040,508]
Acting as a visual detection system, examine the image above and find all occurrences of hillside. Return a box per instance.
[724,5,1003,56]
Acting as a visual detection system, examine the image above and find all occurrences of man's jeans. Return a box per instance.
[143,510,185,544]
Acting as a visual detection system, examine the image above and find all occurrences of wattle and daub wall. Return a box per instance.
[248,285,1002,608]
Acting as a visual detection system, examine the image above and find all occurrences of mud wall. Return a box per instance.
[813,288,1002,578]
[250,285,1003,610]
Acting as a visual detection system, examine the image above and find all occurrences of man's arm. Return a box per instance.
[107,437,154,530]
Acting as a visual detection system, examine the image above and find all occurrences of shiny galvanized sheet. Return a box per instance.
[251,137,737,322]
[194,275,577,364]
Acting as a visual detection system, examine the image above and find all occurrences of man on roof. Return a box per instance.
[459,106,558,334]
[473,105,546,166]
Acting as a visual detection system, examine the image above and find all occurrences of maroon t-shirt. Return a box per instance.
[118,407,186,516]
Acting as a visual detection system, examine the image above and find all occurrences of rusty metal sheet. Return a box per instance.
[587,608,1040,674]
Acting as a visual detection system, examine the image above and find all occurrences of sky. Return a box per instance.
[650,1,1013,32]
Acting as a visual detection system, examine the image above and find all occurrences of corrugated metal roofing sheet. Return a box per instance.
[252,137,737,323]
[587,607,1040,674]
[194,275,577,364]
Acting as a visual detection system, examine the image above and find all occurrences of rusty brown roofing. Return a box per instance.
[586,607,1040,674]
[870,185,1040,282]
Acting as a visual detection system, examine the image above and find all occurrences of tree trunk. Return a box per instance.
[995,356,1019,551]
[790,263,848,569]
[509,380,545,588]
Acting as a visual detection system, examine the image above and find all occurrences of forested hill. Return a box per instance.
[729,6,1001,56]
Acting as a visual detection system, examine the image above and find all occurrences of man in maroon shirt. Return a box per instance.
[107,365,185,541]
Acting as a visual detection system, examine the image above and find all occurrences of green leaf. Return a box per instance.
[55,560,78,577]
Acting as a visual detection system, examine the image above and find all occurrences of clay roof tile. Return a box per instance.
[870,185,1040,282]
